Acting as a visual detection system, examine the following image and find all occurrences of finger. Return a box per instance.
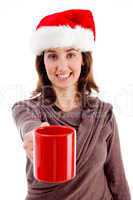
[23,135,33,147]
[23,143,27,149]
[23,132,33,141]
[23,142,33,150]
[40,122,50,127]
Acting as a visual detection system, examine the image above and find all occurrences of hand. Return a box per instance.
[23,122,50,162]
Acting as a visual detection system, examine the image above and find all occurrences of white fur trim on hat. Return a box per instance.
[30,25,94,55]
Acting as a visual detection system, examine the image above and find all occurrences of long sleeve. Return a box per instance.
[104,111,131,200]
[11,100,42,141]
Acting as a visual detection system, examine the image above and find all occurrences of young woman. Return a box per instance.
[12,9,131,200]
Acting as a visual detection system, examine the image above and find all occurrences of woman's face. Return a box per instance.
[43,47,83,89]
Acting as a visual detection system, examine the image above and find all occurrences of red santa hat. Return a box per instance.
[30,9,96,55]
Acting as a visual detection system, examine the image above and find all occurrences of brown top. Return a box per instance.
[11,92,131,200]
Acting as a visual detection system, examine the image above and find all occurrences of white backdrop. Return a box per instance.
[0,0,133,199]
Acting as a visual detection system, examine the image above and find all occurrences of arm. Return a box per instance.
[11,100,42,141]
[11,100,50,162]
[104,111,131,200]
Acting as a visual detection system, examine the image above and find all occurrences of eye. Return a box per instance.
[47,54,57,60]
[67,53,76,58]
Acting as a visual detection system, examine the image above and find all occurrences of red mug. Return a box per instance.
[33,125,76,183]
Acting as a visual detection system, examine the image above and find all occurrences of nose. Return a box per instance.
[56,56,69,74]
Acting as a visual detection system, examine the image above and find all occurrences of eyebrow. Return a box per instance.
[45,48,79,53]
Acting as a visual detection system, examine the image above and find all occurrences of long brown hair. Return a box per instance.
[30,51,99,105]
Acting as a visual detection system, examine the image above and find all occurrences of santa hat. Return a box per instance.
[30,9,96,55]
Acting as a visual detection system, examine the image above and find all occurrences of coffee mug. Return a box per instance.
[33,125,76,183]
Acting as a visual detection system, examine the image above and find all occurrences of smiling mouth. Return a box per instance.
[56,72,72,80]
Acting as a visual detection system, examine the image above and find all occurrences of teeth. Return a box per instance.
[58,74,69,78]
[56,73,71,80]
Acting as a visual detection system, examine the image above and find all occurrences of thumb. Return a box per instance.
[40,122,50,127]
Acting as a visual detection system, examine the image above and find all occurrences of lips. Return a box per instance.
[56,72,72,80]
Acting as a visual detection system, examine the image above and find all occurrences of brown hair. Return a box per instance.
[30,51,99,105]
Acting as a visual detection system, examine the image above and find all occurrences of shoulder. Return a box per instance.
[11,93,42,116]
[87,96,118,142]
[86,94,115,125]
[95,97,117,132]
[85,93,113,113]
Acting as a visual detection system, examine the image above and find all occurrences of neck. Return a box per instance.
[53,85,80,111]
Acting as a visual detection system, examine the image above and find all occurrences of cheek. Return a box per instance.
[72,63,82,76]
[44,60,55,75]
[45,67,55,79]
[72,57,82,73]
